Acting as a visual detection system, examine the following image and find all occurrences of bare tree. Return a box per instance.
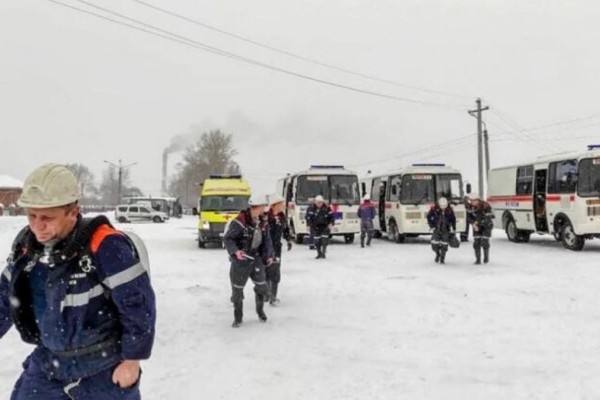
[65,163,98,205]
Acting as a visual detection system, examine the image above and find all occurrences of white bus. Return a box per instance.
[275,165,361,244]
[488,145,600,251]
[359,164,466,242]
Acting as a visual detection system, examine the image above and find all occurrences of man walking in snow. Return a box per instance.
[264,195,292,306]
[0,164,156,400]
[357,194,376,248]
[224,194,274,327]
[427,197,457,264]
[305,195,334,259]
[468,193,494,264]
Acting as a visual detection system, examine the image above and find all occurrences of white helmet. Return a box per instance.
[362,194,371,201]
[315,195,325,203]
[268,194,285,207]
[248,193,268,207]
[18,163,80,208]
[438,197,448,209]
[469,192,481,201]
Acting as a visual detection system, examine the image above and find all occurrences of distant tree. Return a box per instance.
[99,165,142,205]
[65,163,98,205]
[168,129,240,207]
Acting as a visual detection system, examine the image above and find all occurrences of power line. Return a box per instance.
[131,0,474,100]
[487,108,559,153]
[493,112,600,137]
[45,0,466,111]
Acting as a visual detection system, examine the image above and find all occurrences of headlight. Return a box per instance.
[201,220,210,229]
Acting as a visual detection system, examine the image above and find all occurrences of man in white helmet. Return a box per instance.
[0,164,156,399]
[223,193,274,327]
[305,195,334,259]
[264,195,292,306]
[426,197,457,264]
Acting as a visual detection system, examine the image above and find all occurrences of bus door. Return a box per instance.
[378,180,387,232]
[535,169,548,232]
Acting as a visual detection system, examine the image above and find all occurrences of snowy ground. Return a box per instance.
[1,215,600,399]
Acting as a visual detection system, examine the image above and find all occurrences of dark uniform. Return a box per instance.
[224,209,274,327]
[306,203,334,259]
[427,205,456,264]
[460,195,472,242]
[265,209,292,305]
[469,201,494,264]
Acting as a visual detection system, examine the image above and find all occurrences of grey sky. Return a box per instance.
[1,0,599,196]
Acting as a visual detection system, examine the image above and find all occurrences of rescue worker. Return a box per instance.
[265,195,292,306]
[0,164,156,400]
[305,195,334,259]
[468,192,494,264]
[427,197,456,264]
[460,194,472,242]
[224,194,274,327]
[357,194,376,248]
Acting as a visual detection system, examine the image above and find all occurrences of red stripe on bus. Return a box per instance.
[487,195,532,202]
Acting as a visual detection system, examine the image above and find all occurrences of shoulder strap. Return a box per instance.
[8,226,32,262]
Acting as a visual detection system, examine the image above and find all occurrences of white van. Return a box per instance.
[115,204,169,223]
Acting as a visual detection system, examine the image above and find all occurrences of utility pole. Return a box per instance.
[483,123,490,179]
[468,99,489,197]
[104,159,138,205]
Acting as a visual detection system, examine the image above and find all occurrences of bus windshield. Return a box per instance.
[436,174,463,203]
[200,195,248,211]
[331,175,360,206]
[295,175,360,205]
[401,174,435,205]
[578,158,600,197]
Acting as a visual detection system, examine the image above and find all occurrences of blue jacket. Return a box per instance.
[0,219,156,381]
[305,204,334,228]
[266,210,291,258]
[357,201,376,222]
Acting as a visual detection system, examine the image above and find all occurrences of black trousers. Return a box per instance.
[230,258,268,304]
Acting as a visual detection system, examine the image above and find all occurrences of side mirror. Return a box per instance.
[466,183,472,194]
[192,207,198,216]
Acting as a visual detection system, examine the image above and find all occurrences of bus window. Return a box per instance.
[296,175,330,204]
[401,174,434,205]
[389,175,402,202]
[371,178,381,201]
[331,175,360,205]
[578,158,600,197]
[200,195,248,211]
[548,160,578,194]
[436,174,462,203]
[516,166,534,195]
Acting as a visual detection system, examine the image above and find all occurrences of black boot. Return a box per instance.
[483,248,489,264]
[434,249,440,263]
[315,238,323,259]
[474,247,482,265]
[270,282,280,306]
[256,294,267,322]
[440,250,446,264]
[264,282,272,303]
[321,238,329,259]
[360,235,365,248]
[232,302,243,328]
[366,234,372,246]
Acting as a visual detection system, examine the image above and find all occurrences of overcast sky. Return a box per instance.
[1,0,599,196]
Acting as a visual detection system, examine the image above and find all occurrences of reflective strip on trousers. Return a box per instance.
[103,262,146,289]
[253,280,267,286]
[63,378,81,399]
[473,236,490,240]
[232,283,245,289]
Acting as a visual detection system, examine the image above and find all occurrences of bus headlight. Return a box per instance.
[201,220,210,230]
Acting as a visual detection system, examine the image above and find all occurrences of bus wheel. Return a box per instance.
[388,221,404,243]
[344,234,355,244]
[198,238,206,248]
[118,216,127,223]
[552,230,562,241]
[562,222,584,251]
[373,231,382,239]
[295,234,305,244]
[506,218,520,243]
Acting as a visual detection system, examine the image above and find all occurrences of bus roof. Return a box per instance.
[201,177,251,195]
[361,164,462,180]
[286,165,358,177]
[490,148,600,172]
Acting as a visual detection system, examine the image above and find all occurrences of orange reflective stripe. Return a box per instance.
[90,224,121,254]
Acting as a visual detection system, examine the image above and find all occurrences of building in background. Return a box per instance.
[0,175,23,216]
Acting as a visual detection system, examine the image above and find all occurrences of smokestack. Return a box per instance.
[162,150,168,195]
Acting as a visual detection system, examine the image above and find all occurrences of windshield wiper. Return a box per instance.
[414,192,428,206]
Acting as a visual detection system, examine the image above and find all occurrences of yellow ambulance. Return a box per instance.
[197,174,251,248]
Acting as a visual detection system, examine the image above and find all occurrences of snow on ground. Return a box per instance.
[1,214,600,399]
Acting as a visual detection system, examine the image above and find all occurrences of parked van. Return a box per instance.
[359,164,466,242]
[488,145,600,250]
[197,174,251,248]
[115,204,169,223]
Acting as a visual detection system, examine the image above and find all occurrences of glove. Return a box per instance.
[287,241,293,251]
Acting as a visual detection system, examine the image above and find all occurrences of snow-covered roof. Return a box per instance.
[0,175,23,189]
